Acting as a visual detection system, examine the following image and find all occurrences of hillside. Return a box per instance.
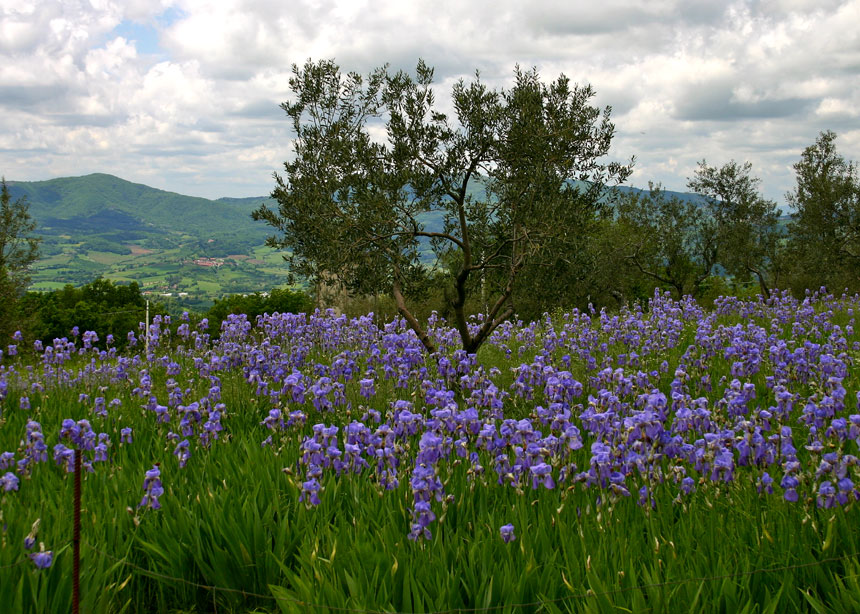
[7,174,287,307]
[10,173,270,240]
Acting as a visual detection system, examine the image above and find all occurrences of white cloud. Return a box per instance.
[0,0,857,203]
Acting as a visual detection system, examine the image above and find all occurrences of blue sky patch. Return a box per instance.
[111,21,162,55]
[109,7,185,57]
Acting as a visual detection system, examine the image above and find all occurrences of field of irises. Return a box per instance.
[2,289,860,613]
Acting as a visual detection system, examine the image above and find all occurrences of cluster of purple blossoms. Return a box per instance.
[3,288,860,551]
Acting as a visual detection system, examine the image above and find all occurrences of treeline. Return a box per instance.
[508,130,859,320]
[330,130,859,323]
[18,278,150,348]
[4,278,313,351]
[595,130,859,306]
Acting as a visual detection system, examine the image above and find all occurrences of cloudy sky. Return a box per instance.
[1,0,858,206]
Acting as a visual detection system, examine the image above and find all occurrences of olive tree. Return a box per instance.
[784,131,860,293]
[615,183,718,300]
[0,178,40,339]
[254,59,632,353]
[687,160,781,298]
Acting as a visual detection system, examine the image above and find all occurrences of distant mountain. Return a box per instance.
[610,184,711,206]
[8,173,273,242]
[8,173,717,245]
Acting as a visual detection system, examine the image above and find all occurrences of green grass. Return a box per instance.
[87,251,128,265]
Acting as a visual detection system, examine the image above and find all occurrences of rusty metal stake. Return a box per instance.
[73,448,81,614]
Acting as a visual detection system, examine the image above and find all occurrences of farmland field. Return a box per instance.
[1,290,860,612]
[29,238,295,307]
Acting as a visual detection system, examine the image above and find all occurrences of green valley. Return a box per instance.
[7,173,293,309]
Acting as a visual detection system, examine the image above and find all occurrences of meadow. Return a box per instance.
[1,289,860,613]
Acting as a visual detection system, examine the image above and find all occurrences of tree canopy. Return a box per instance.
[615,183,716,300]
[0,178,40,339]
[254,59,632,353]
[784,130,860,293]
[686,160,781,298]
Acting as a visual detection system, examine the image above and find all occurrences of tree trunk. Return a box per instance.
[748,266,771,300]
[392,276,437,354]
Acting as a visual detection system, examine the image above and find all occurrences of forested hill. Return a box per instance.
[5,174,286,304]
[7,173,273,242]
[9,173,713,233]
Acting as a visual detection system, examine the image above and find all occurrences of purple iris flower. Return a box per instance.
[606,472,630,497]
[139,465,164,510]
[412,501,436,528]
[93,439,109,463]
[52,445,75,473]
[638,485,656,508]
[500,524,516,543]
[817,481,837,508]
[359,378,376,399]
[757,472,774,495]
[837,478,857,505]
[24,519,40,550]
[1,472,19,491]
[287,410,307,427]
[262,409,284,430]
[408,522,432,541]
[60,419,80,444]
[529,463,555,490]
[0,452,14,471]
[680,477,696,495]
[174,440,191,468]
[300,478,322,506]
[29,549,53,569]
[781,475,800,502]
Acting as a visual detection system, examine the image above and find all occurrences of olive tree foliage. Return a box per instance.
[687,160,781,299]
[614,183,718,300]
[254,59,632,353]
[0,178,40,339]
[784,130,860,293]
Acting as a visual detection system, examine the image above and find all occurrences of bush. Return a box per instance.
[16,278,156,349]
[204,288,313,337]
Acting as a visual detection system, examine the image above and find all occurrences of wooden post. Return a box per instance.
[145,299,150,357]
[73,448,81,614]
